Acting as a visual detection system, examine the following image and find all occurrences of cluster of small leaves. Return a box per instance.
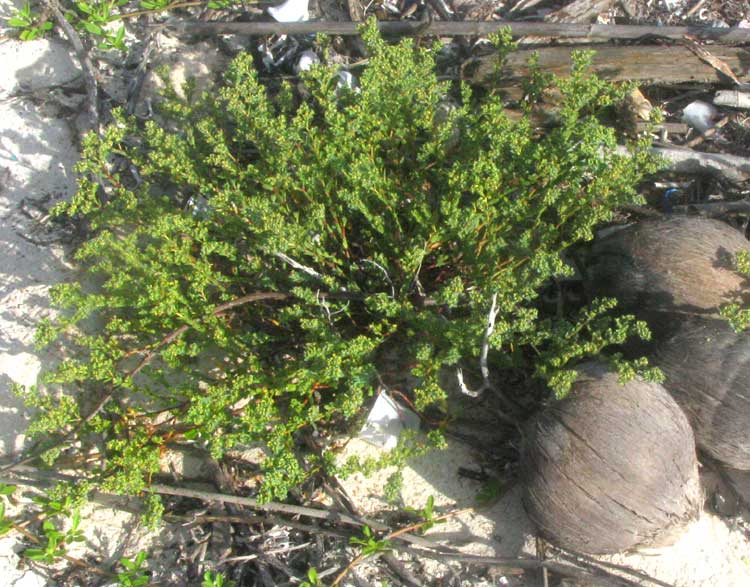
[300,567,323,587]
[117,551,150,587]
[6,0,243,52]
[350,526,392,557]
[202,571,235,587]
[405,495,445,534]
[0,484,17,537]
[7,1,52,40]
[26,20,661,505]
[528,297,662,399]
[338,429,445,502]
[720,250,750,332]
[0,483,89,565]
[24,492,86,564]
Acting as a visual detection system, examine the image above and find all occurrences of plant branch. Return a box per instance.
[274,253,324,280]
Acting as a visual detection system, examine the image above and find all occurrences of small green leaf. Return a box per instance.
[7,17,30,27]
[0,484,16,496]
[24,548,47,561]
[83,21,103,35]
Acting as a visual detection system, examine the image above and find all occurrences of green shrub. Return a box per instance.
[721,250,750,331]
[26,21,660,503]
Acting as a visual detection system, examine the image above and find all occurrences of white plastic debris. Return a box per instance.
[295,50,320,73]
[268,0,309,23]
[382,0,400,14]
[682,100,718,133]
[358,390,420,450]
[187,195,210,218]
[336,70,358,92]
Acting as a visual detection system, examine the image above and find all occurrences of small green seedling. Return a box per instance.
[202,570,235,587]
[74,0,128,51]
[24,494,85,565]
[405,495,445,534]
[117,551,150,587]
[300,568,323,587]
[349,526,392,557]
[475,477,503,505]
[0,500,15,537]
[7,2,53,41]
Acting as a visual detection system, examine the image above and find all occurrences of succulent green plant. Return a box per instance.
[22,20,661,506]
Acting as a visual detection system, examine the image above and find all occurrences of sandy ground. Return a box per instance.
[0,31,79,458]
[0,4,749,585]
[337,436,750,586]
[0,5,163,584]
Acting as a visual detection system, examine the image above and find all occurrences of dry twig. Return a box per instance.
[41,0,99,134]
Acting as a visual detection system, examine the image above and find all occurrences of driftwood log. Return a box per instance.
[521,362,701,554]
[583,216,750,341]
[657,317,750,470]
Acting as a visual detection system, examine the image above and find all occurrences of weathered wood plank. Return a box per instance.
[468,45,750,87]
[171,20,750,44]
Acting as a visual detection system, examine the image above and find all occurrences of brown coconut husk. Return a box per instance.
[521,362,701,555]
[583,216,750,341]
[656,316,750,470]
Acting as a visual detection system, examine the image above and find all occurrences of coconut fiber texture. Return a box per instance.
[657,317,750,470]
[521,362,701,554]
[583,216,750,333]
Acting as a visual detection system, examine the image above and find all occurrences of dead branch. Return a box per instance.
[392,546,666,587]
[632,146,750,184]
[552,547,678,587]
[670,200,750,215]
[684,115,730,148]
[2,466,676,587]
[274,252,324,280]
[42,0,99,135]
[151,483,460,552]
[168,20,750,43]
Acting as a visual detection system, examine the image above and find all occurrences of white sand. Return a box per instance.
[0,29,79,456]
